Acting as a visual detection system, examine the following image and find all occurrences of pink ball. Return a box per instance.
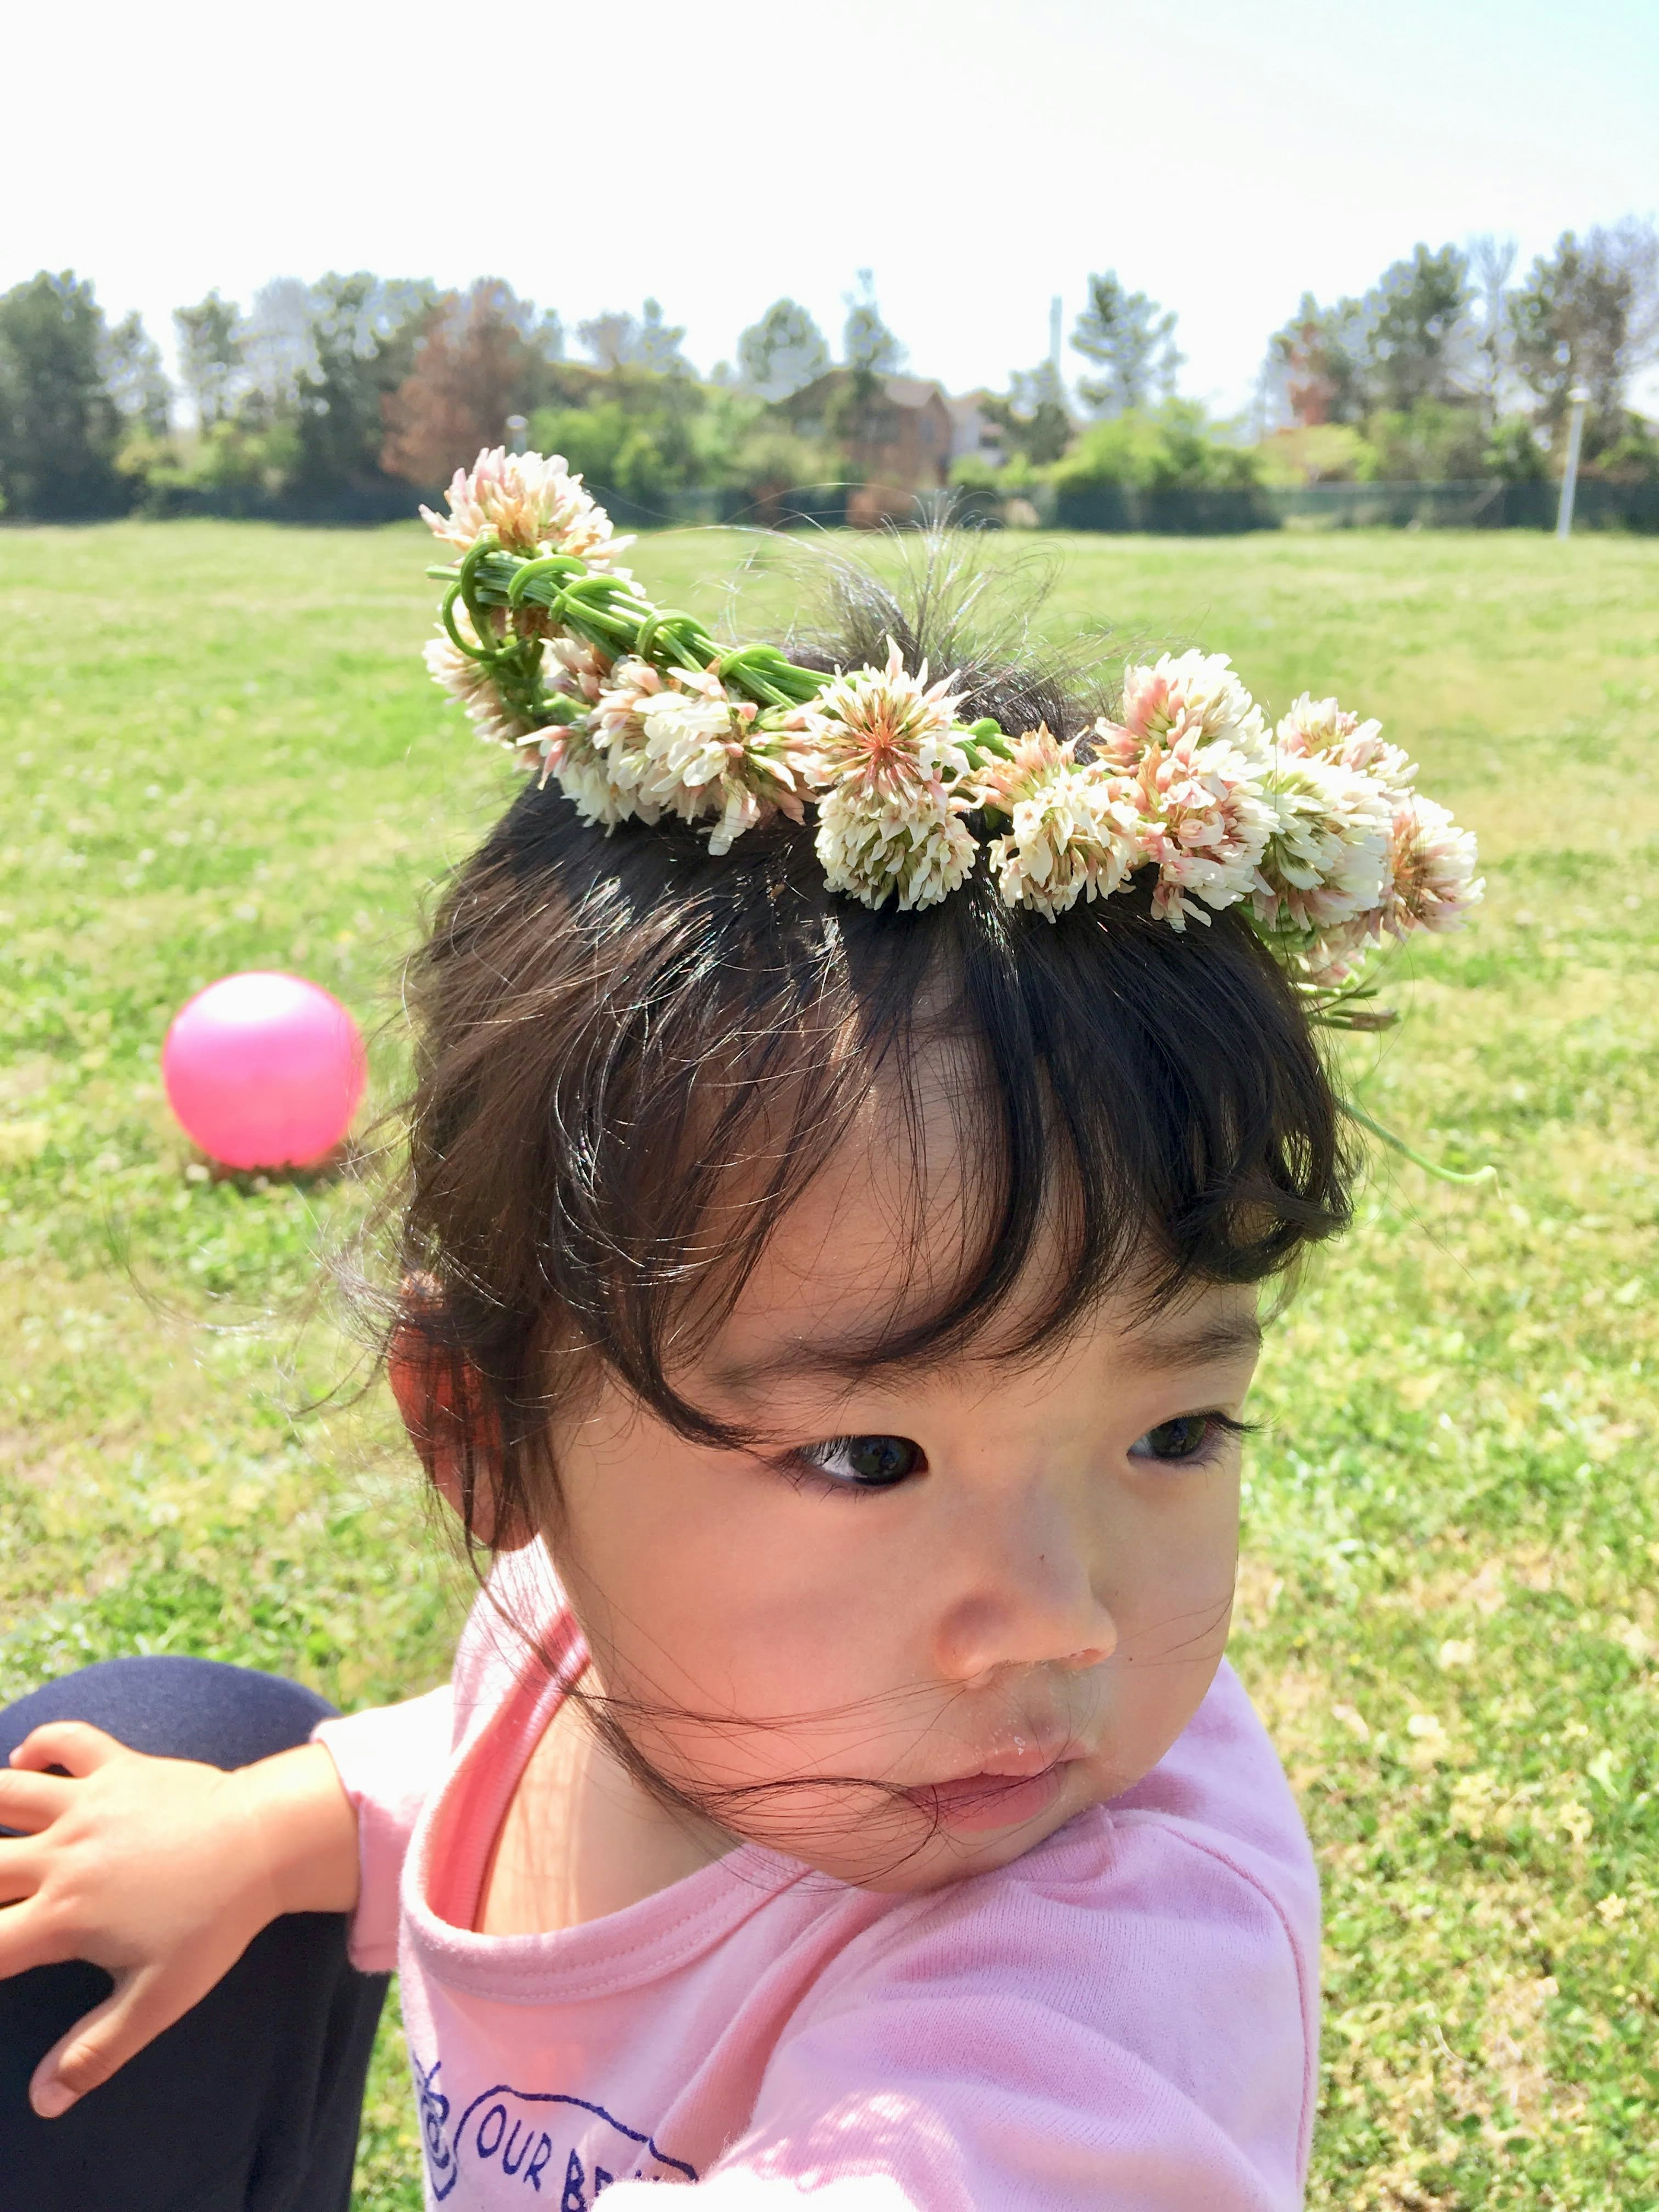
[163,972,367,1171]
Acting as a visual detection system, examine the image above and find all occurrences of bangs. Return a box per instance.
[399,775,1353,1456]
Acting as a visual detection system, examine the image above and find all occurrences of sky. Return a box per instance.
[7,0,1657,418]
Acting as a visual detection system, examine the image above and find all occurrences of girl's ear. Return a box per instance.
[388,1328,534,1551]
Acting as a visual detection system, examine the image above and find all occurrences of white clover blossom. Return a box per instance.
[1275,693,1416,791]
[546,635,612,706]
[975,728,1141,920]
[1097,651,1269,767]
[1380,797,1484,939]
[795,641,978,909]
[815,784,979,912]
[423,609,539,755]
[1119,735,1274,928]
[590,659,816,855]
[421,446,634,565]
[1252,754,1393,938]
[540,721,639,828]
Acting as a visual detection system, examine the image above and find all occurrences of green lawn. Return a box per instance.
[2,519,1656,2208]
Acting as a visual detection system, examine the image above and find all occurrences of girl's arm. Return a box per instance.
[0,1725,359,2118]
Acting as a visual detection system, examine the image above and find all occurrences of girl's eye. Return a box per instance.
[1130,1414,1232,1464]
[794,1435,926,1489]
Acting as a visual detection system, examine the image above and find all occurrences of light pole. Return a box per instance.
[1554,384,1590,540]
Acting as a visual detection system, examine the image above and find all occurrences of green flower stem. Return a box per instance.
[440,585,498,664]
[432,547,835,715]
[1341,1100,1498,1187]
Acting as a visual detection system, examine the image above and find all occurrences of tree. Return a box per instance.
[1267,293,1370,426]
[1510,219,1659,447]
[292,272,436,491]
[842,271,905,374]
[737,299,830,400]
[576,302,688,376]
[1071,272,1181,417]
[242,278,317,416]
[0,270,125,516]
[382,279,555,484]
[1468,235,1517,425]
[1050,401,1261,494]
[103,311,171,438]
[981,361,1072,467]
[174,291,244,429]
[1366,245,1475,412]
[634,299,690,377]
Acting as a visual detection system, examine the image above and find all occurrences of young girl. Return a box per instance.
[0,454,1480,2212]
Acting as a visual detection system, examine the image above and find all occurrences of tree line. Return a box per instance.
[0,226,1654,521]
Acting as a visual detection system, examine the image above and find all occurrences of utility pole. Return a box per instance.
[1555,384,1589,540]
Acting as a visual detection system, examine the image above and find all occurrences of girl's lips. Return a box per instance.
[903,1761,1070,1835]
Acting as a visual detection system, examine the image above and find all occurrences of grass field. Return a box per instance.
[2,518,1657,2208]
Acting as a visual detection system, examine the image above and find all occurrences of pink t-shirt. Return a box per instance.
[316,1547,1319,2209]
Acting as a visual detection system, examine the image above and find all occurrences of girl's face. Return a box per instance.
[545,1074,1260,1892]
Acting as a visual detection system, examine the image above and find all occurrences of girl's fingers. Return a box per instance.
[0,1840,43,1906]
[0,1898,60,1982]
[0,1767,74,1832]
[9,1722,126,1778]
[31,1964,206,2117]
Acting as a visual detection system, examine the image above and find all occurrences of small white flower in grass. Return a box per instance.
[423,610,537,753]
[1098,650,1268,766]
[797,641,978,910]
[1275,693,1416,791]
[1252,754,1392,939]
[421,446,634,565]
[591,659,817,854]
[1376,797,1484,941]
[975,728,1141,920]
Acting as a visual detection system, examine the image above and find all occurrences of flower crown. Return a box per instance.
[422,448,1482,1035]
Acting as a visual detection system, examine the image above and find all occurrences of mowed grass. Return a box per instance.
[2,518,1657,2208]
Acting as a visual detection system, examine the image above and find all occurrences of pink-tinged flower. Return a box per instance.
[795,641,978,909]
[1095,651,1268,769]
[1252,755,1393,938]
[1275,693,1415,791]
[420,446,634,565]
[423,611,537,753]
[1380,797,1484,939]
[1292,915,1379,989]
[1120,735,1273,928]
[545,635,612,706]
[975,728,1141,920]
[590,659,817,854]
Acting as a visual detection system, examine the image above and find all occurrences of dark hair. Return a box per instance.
[389,540,1356,1550]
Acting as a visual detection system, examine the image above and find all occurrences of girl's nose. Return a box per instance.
[929,1481,1117,1687]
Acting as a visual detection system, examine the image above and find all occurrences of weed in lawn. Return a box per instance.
[2,521,1656,2208]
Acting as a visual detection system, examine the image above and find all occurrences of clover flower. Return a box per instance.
[1117,735,1273,928]
[1096,651,1268,767]
[1379,796,1484,939]
[975,728,1141,920]
[423,610,539,755]
[540,721,640,829]
[421,446,634,565]
[795,641,978,909]
[591,659,817,855]
[1275,693,1415,791]
[1252,754,1393,939]
[546,635,612,706]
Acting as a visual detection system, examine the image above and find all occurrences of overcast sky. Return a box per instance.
[8,0,1657,416]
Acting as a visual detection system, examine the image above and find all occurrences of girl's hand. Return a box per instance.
[0,1723,360,2118]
